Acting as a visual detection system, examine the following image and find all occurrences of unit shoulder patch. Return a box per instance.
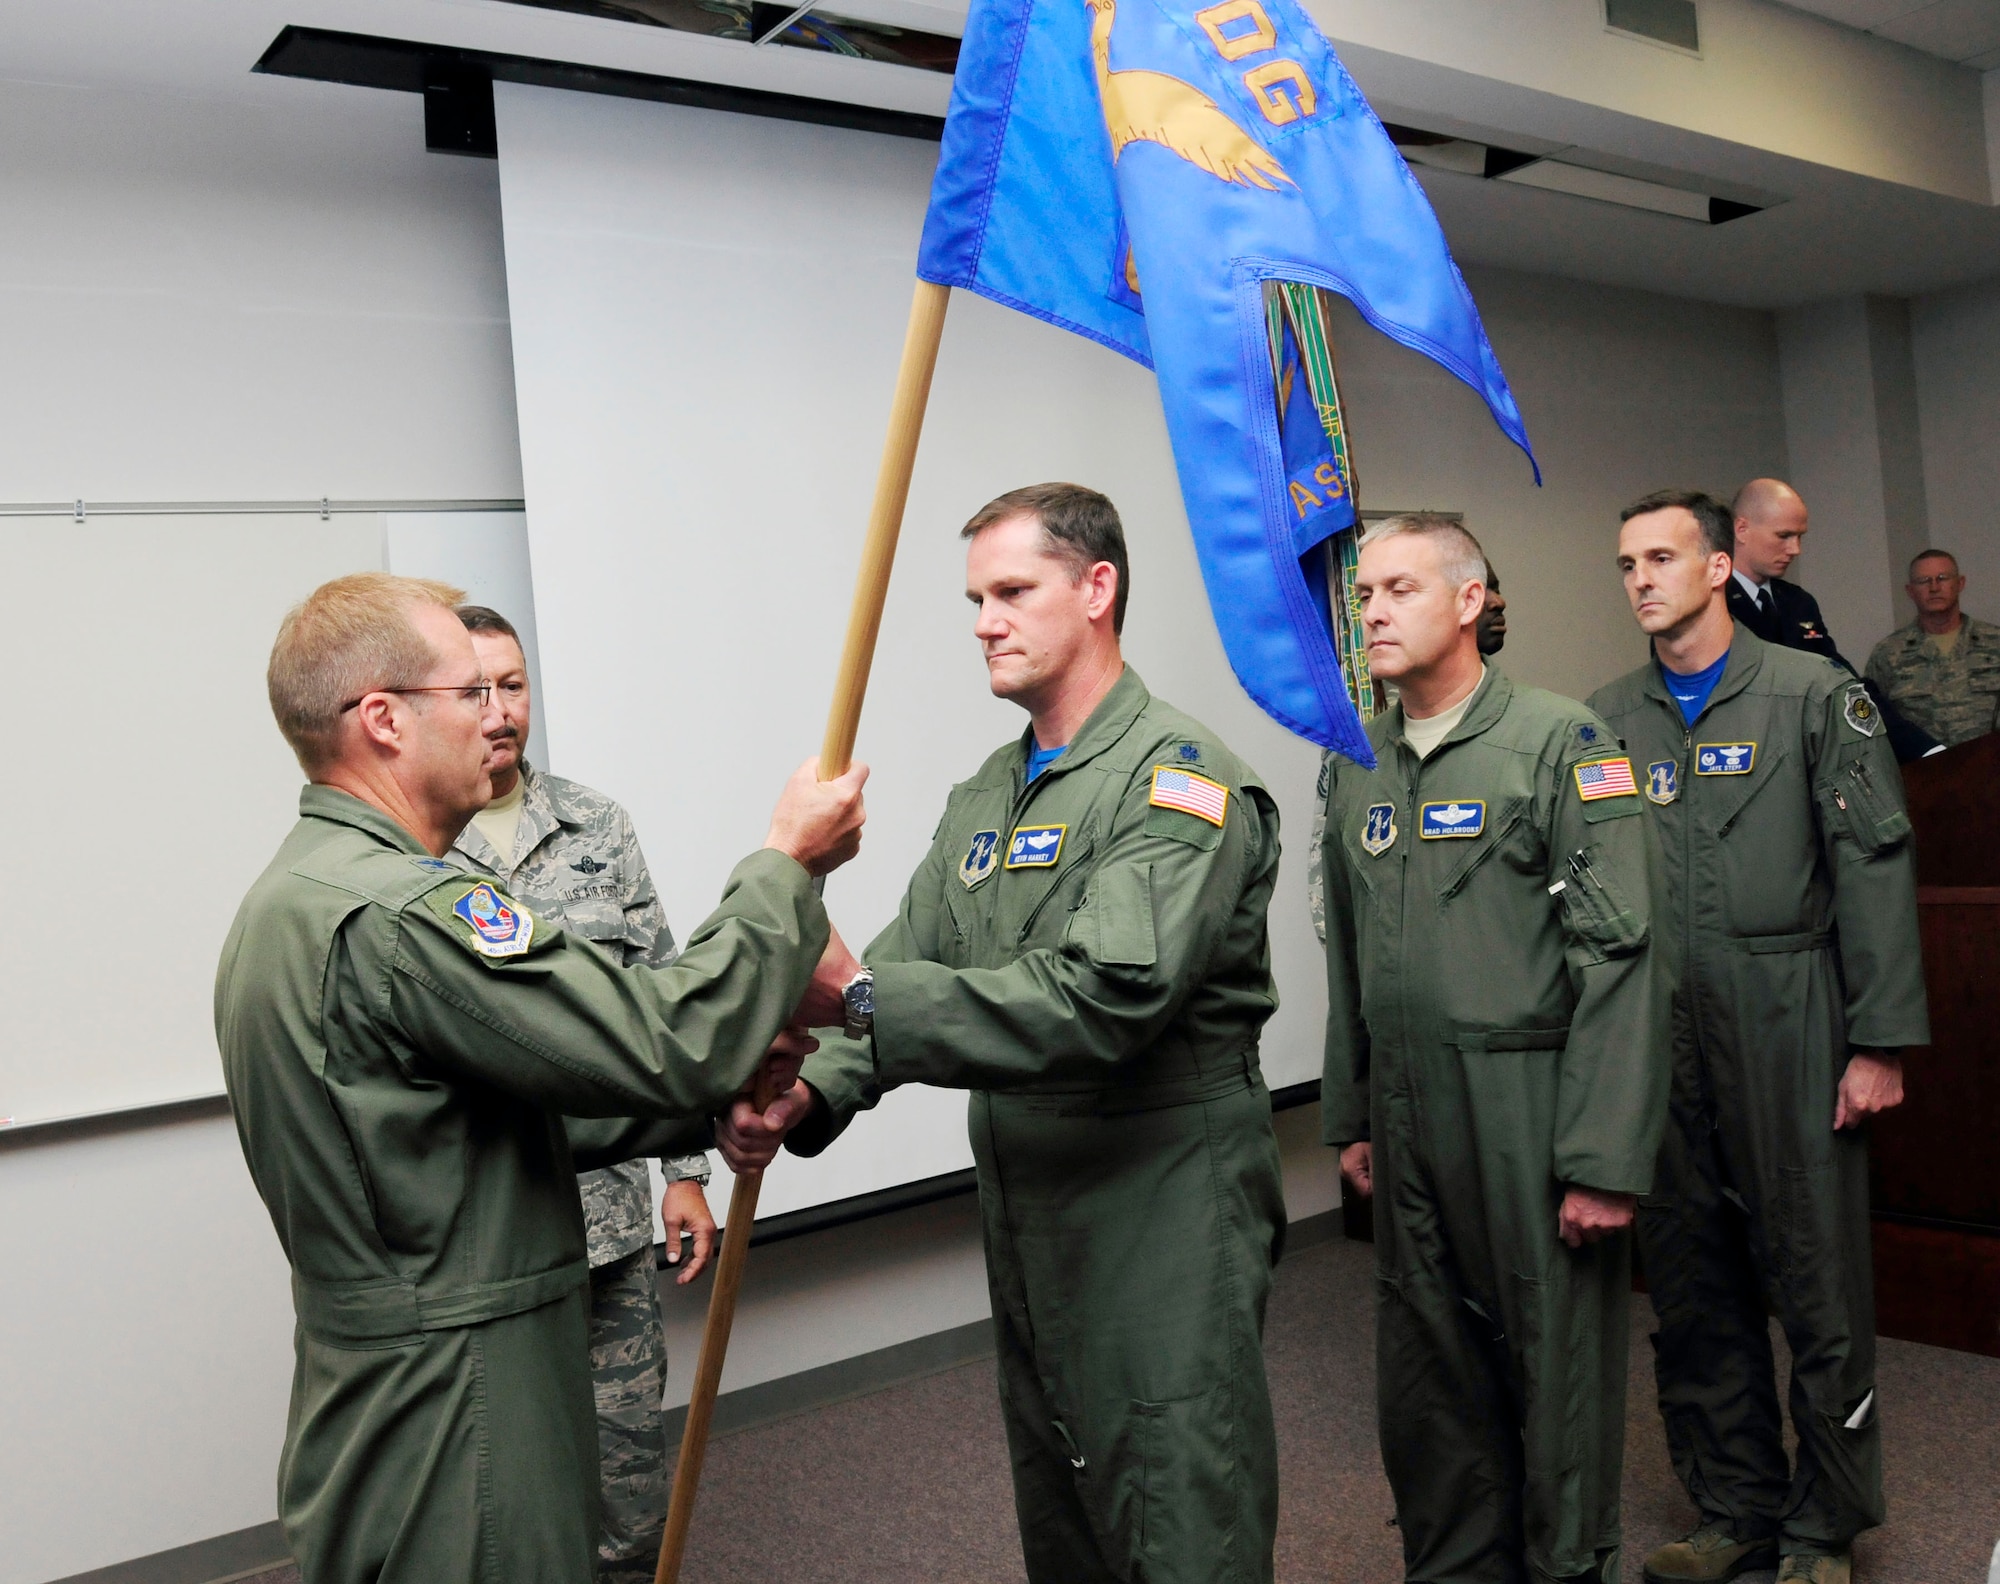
[959,829,1001,888]
[1843,685,1879,738]
[1419,800,1485,839]
[1005,824,1067,869]
[1148,766,1229,827]
[1573,757,1638,802]
[445,880,536,959]
[1694,742,1757,776]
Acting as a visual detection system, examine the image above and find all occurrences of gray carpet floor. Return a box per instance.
[245,1234,2000,1583]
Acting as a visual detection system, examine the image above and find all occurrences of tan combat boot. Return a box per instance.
[1642,1523,1778,1583]
[1777,1555,1852,1584]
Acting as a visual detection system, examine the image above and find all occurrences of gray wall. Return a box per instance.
[1329,267,1788,700]
[1911,276,2000,629]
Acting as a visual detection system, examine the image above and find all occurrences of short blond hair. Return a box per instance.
[268,572,466,773]
[1358,513,1486,591]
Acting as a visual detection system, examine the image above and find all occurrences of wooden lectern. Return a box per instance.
[1871,730,2000,1356]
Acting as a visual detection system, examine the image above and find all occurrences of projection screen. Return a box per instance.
[494,82,1326,1221]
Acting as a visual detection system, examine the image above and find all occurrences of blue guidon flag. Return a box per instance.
[918,0,1539,764]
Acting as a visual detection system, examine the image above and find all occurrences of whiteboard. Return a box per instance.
[0,514,380,1126]
[493,84,1329,1221]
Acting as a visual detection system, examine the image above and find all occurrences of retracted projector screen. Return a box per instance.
[494,82,1327,1221]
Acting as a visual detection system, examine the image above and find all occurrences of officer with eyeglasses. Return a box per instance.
[1865,548,2000,748]
[216,572,866,1584]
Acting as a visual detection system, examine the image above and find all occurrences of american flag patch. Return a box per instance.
[1149,766,1229,826]
[1573,757,1638,801]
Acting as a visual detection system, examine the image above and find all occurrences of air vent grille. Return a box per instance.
[1605,0,1700,52]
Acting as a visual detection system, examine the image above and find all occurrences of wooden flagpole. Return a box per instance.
[655,278,952,1584]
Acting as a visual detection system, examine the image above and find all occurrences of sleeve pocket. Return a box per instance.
[1819,759,1911,855]
[1071,862,1158,967]
[1557,848,1649,958]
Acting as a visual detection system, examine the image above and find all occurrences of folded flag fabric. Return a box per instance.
[917,0,1539,763]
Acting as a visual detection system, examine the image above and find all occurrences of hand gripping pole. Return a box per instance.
[655,279,950,1583]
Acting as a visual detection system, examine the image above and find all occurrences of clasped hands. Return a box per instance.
[718,923,866,1176]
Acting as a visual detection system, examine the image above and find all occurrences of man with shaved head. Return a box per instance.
[1728,478,1937,760]
[216,572,867,1584]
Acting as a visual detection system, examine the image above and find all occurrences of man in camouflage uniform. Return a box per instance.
[451,606,713,1584]
[1865,549,2000,748]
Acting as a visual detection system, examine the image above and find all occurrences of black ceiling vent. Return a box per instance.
[1605,0,1699,53]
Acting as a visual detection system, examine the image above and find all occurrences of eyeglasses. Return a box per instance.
[1910,575,1960,589]
[339,683,493,713]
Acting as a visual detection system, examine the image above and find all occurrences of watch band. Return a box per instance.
[841,967,876,1041]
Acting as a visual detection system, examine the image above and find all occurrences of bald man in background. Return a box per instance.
[1726,479,1938,761]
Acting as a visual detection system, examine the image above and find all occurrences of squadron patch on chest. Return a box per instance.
[1843,686,1879,738]
[1419,801,1485,839]
[959,829,1000,889]
[450,882,535,958]
[1005,824,1067,869]
[1647,761,1680,804]
[1361,802,1398,856]
[1694,742,1757,775]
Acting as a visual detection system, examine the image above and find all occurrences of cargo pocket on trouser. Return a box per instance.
[1095,1385,1238,1584]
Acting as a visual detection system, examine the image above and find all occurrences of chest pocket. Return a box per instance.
[1436,796,1536,902]
[1708,743,1791,838]
[558,900,631,958]
[1011,824,1097,946]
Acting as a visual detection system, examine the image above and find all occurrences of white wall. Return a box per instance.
[1911,275,2000,627]
[0,57,1802,1584]
[0,74,524,1584]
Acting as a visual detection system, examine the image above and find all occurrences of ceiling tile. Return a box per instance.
[1871,0,2000,59]
[1778,0,1934,29]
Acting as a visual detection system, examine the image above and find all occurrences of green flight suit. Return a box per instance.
[214,786,827,1584]
[788,667,1287,1584]
[1320,669,1673,1584]
[1589,630,1928,1554]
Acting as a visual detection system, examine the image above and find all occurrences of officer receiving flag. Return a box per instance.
[663,0,1542,1566]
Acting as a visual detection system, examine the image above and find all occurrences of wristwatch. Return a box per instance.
[841,967,876,1041]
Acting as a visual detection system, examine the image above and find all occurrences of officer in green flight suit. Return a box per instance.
[1589,491,1927,1584]
[726,483,1287,1584]
[1319,515,1674,1584]
[215,572,867,1584]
